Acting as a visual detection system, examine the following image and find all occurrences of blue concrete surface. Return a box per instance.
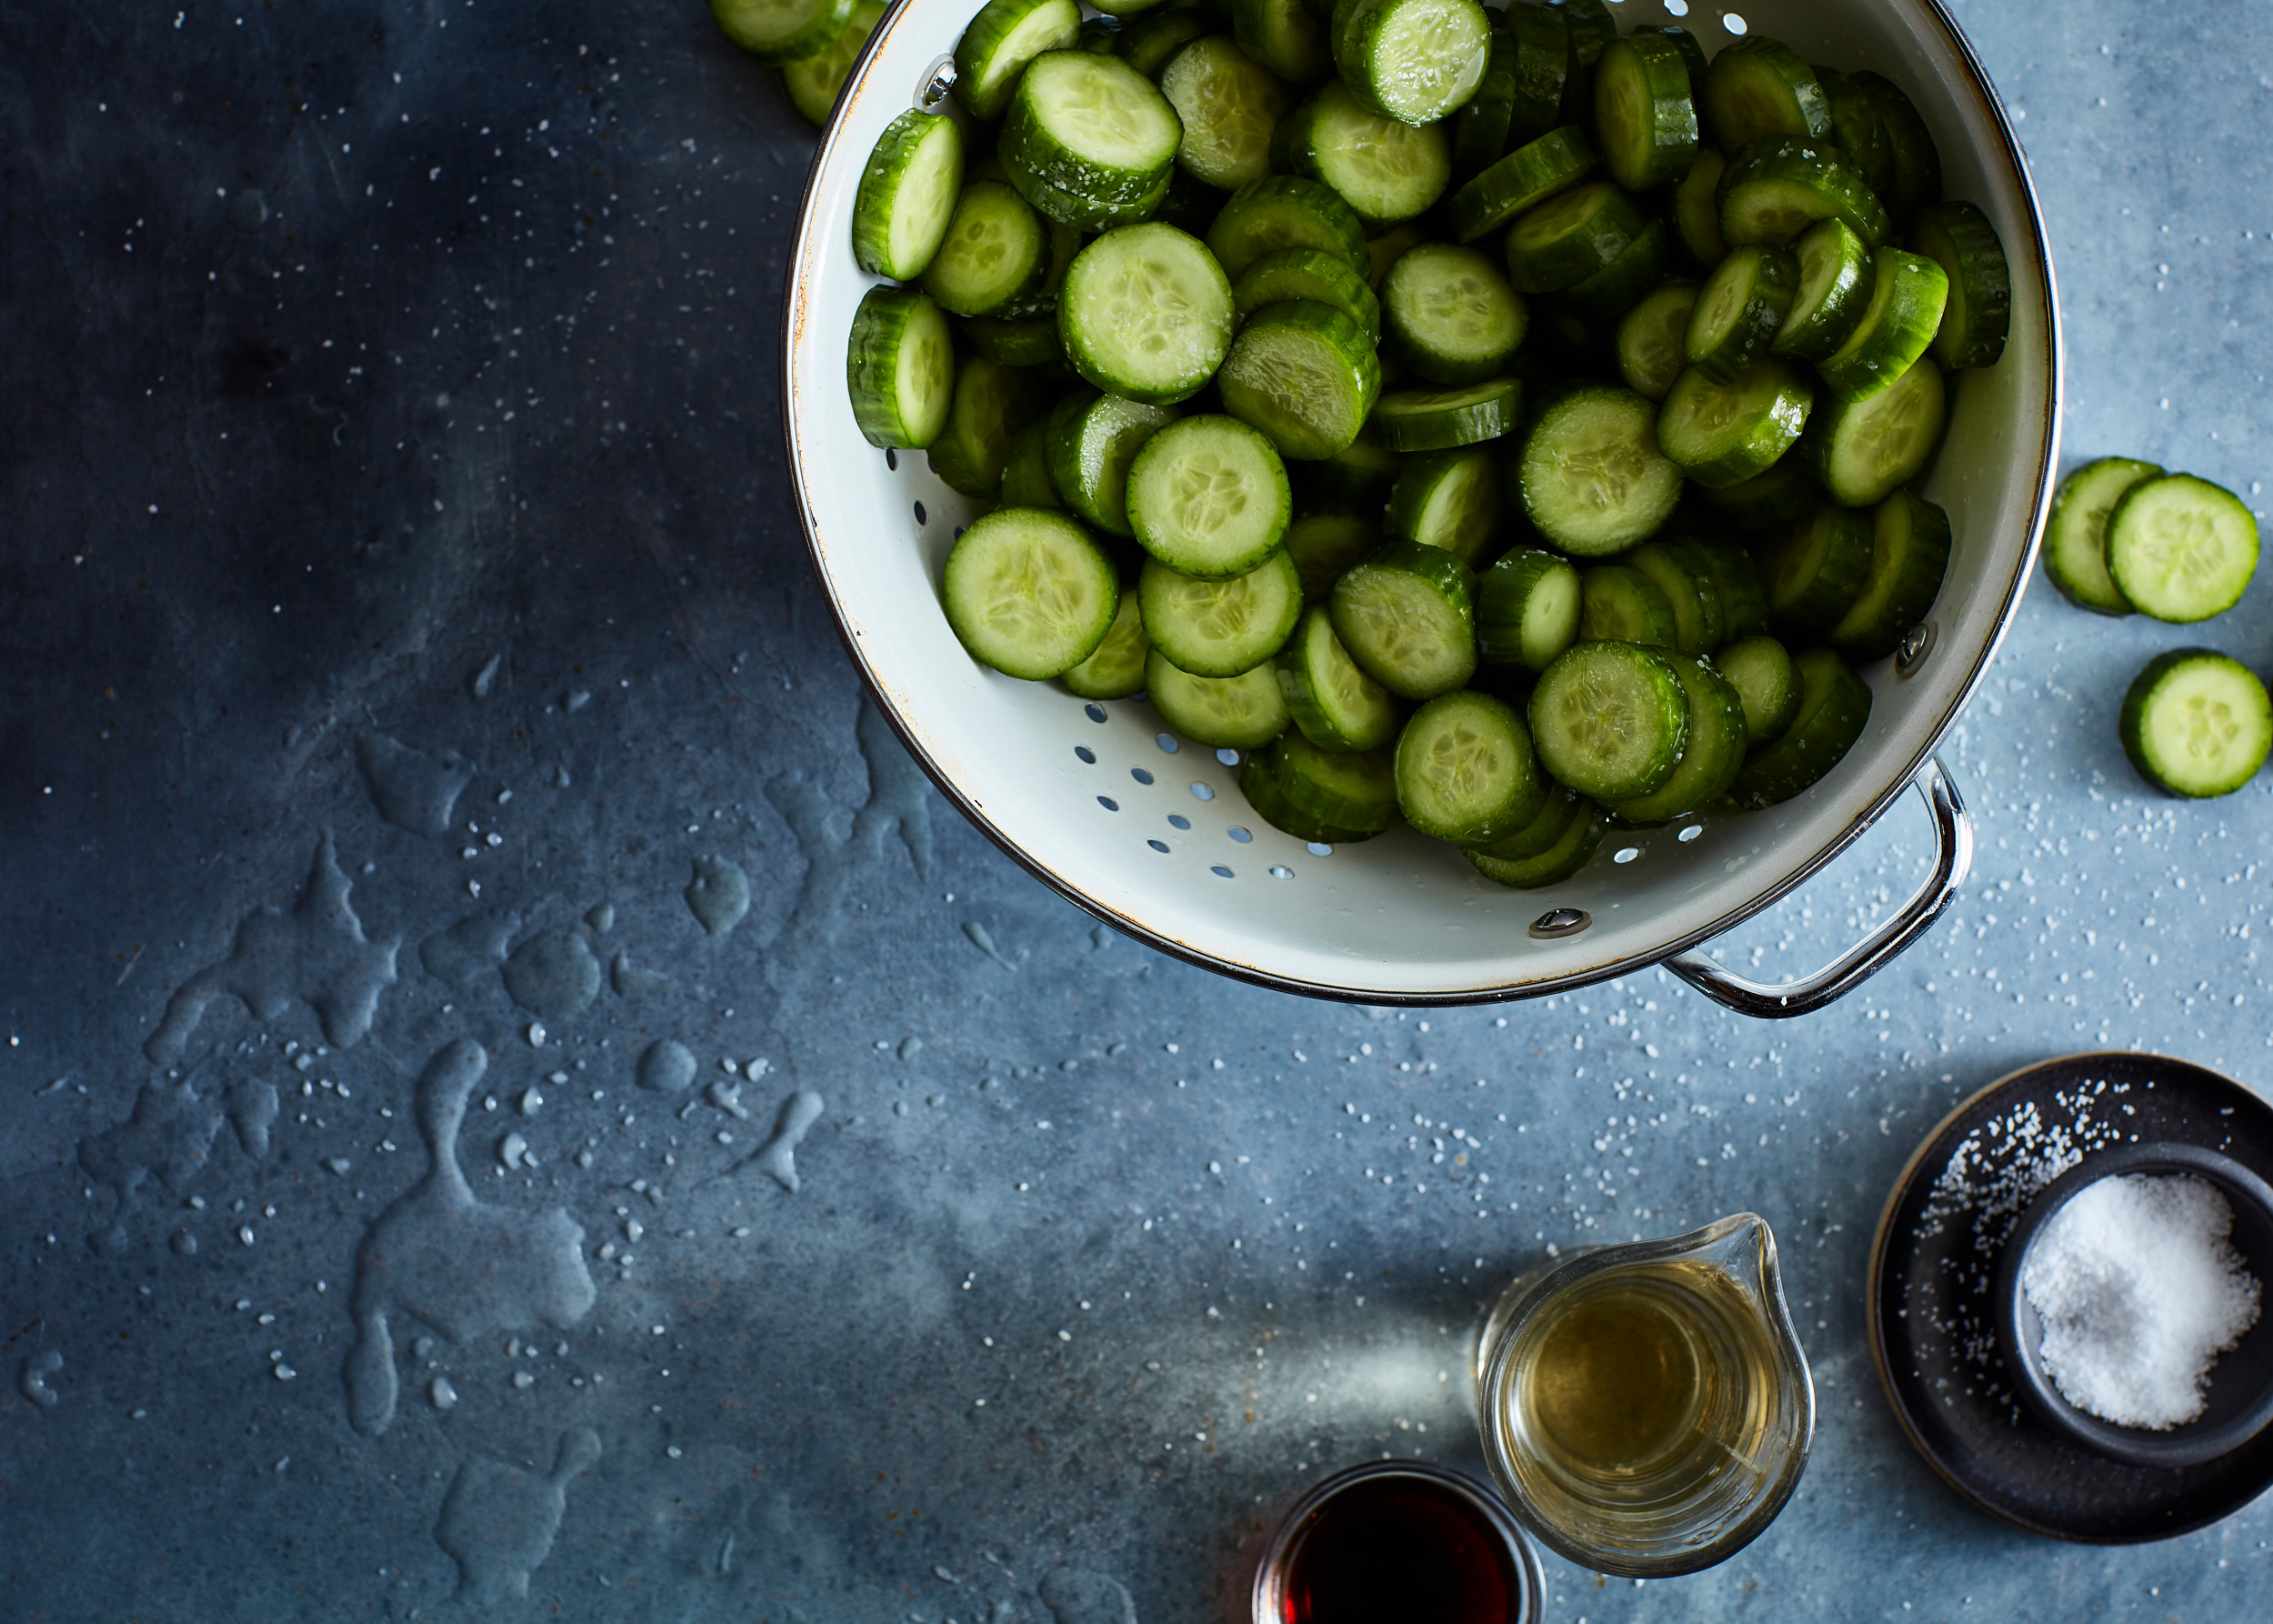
[3,1,2270,1619]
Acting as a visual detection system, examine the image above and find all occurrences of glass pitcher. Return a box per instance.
[1472,1213,1815,1579]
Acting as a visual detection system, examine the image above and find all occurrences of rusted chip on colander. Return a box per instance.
[1527,907,1590,941]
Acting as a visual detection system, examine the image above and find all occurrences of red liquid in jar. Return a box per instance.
[1280,1476,1518,1624]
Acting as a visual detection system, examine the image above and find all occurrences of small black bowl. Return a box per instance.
[1995,1141,2273,1469]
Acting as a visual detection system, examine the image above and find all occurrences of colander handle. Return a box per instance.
[1665,756,1973,1018]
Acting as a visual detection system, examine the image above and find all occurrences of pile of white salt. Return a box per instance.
[2019,1173,2262,1430]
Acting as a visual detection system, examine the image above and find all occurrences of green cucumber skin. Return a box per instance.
[1622,538,1724,654]
[1703,36,1831,148]
[1146,648,1294,747]
[1653,357,1814,489]
[1829,489,1952,661]
[1476,546,1581,672]
[2119,650,2273,799]
[927,356,1046,497]
[1797,355,1946,508]
[846,285,955,449]
[1714,633,1799,744]
[1717,135,1890,253]
[2041,456,2160,617]
[1207,175,1372,279]
[1770,216,1874,363]
[1815,248,1949,404]
[1465,798,1605,887]
[1911,200,2012,371]
[712,0,856,65]
[1217,298,1383,460]
[1504,179,1645,294]
[1234,246,1384,342]
[1257,729,1402,829]
[1592,33,1699,193]
[1686,244,1798,384]
[1275,605,1406,750]
[1447,125,1598,245]
[853,112,966,280]
[1371,380,1523,453]
[1113,7,1213,77]
[1604,651,1749,827]
[1813,65,1893,199]
[1393,691,1547,843]
[2105,473,2264,625]
[1764,500,1874,631]
[1328,538,1480,700]
[1061,592,1152,699]
[1577,563,1677,647]
[1046,389,1181,536]
[1729,647,1871,810]
[1850,70,1941,228]
[1557,219,1669,326]
[1386,446,1503,565]
[1467,777,1579,860]
[1454,12,1522,178]
[956,0,1085,118]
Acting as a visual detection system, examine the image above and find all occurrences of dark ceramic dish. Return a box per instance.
[1994,1142,2273,1469]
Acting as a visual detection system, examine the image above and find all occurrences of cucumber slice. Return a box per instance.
[1217,299,1383,460]
[1477,547,1582,672]
[1849,71,1940,229]
[1230,0,1332,86]
[1116,6,1214,77]
[1577,564,1677,647]
[1332,0,1491,125]
[1685,243,1798,383]
[1623,537,1725,654]
[1387,446,1502,565]
[960,311,1066,367]
[1090,0,1177,18]
[1729,647,1870,809]
[2041,456,2161,617]
[1466,796,1606,887]
[1761,500,1872,630]
[1553,0,1615,127]
[1910,200,2012,371]
[1058,222,1236,403]
[1829,488,1952,660]
[1146,647,1293,747]
[1454,13,1523,179]
[1077,15,1126,54]
[1270,81,1454,226]
[1528,640,1689,800]
[999,216,1085,319]
[1702,37,1830,149]
[1604,651,1748,825]
[943,507,1122,679]
[921,180,1051,317]
[1232,246,1383,343]
[1797,355,1945,506]
[1814,248,1948,404]
[1714,633,1799,745]
[1242,731,1400,837]
[1446,125,1597,245]
[1672,144,1728,268]
[2119,650,2273,798]
[1813,65,1893,200]
[1001,51,1183,229]
[999,418,1065,509]
[1502,2,1575,147]
[1395,691,1547,842]
[1517,384,1684,555]
[1616,280,1700,401]
[784,1,885,125]
[1504,179,1645,293]
[1468,777,1577,857]
[1366,221,1427,290]
[956,0,1084,119]
[711,0,854,65]
[2105,474,2262,625]
[1304,426,1406,506]
[1062,590,1153,698]
[1159,35,1293,192]
[1688,536,1770,642]
[1768,216,1874,362]
[1557,219,1669,325]
[1046,388,1180,535]
[1283,505,1380,598]
[926,356,1046,497]
[1371,378,1523,453]
[846,285,956,449]
[1695,456,1815,531]
[1125,414,1293,576]
[1207,175,1371,280]
[1717,135,1888,251]
[1139,548,1305,676]
[1329,538,1479,699]
[1654,356,1812,488]
[1276,604,1406,750]
[1592,33,1698,192]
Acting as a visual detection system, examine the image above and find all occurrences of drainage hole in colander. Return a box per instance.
[1096,797,1119,812]
[885,448,897,471]
[1215,747,1241,767]
[1167,814,1191,830]
[1664,0,1687,13]
[1307,842,1335,857]
[913,501,927,525]
[1189,782,1215,801]
[1613,847,1641,864]
[1131,767,1154,785]
[1720,11,1746,35]
[1211,866,1235,878]
[1147,839,1170,854]
[1086,704,1108,724]
[1156,732,1179,753]
[1677,824,1701,842]
[1269,866,1295,880]
[1075,746,1096,765]
[1227,827,1253,844]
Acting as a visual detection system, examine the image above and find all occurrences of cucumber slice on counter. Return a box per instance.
[1283,505,1379,598]
[921,180,1051,316]
[1558,219,1670,325]
[1139,548,1305,676]
[955,0,1084,118]
[1217,299,1383,459]
[999,418,1064,509]
[1616,280,1699,401]
[1395,690,1547,843]
[1830,488,1952,660]
[1797,355,1945,506]
[926,356,1044,496]
[1592,32,1698,192]
[1046,389,1180,536]
[1695,455,1816,531]
[1061,590,1153,698]
[1715,633,1799,746]
[1059,223,1237,403]
[1623,538,1725,654]
[1372,377,1523,453]
[2042,456,2161,616]
[2119,650,2273,799]
[1146,647,1293,747]
[1728,646,1871,809]
[943,507,1121,679]
[1380,244,1527,384]
[712,0,855,65]
[1769,216,1874,362]
[1271,81,1454,226]
[1528,640,1689,800]
[1159,35,1292,192]
[1577,564,1677,648]
[1604,650,1748,826]
[1000,50,1183,229]
[1387,446,1502,565]
[1685,243,1798,383]
[1762,500,1873,631]
[1814,248,1948,403]
[1232,246,1383,341]
[1240,731,1400,838]
[1654,356,1812,488]
[1505,178,1646,293]
[1702,36,1830,149]
[1447,125,1597,244]
[1690,536,1770,642]
[1330,537,1479,699]
[1333,0,1492,125]
[854,112,964,280]
[1125,414,1292,576]
[1672,144,1728,268]
[2105,474,2262,625]
[1115,6,1212,77]
[846,285,956,449]
[1466,794,1606,887]
[1230,0,1333,86]
[1276,604,1406,750]
[1717,135,1888,251]
[1910,200,2012,371]
[784,1,885,125]
[1849,70,1940,228]
[1477,547,1582,672]
[1517,384,1683,554]
[1207,175,1371,279]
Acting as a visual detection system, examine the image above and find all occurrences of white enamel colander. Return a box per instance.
[782,0,2059,1014]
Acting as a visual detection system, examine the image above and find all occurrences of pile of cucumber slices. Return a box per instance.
[838,0,2013,887]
